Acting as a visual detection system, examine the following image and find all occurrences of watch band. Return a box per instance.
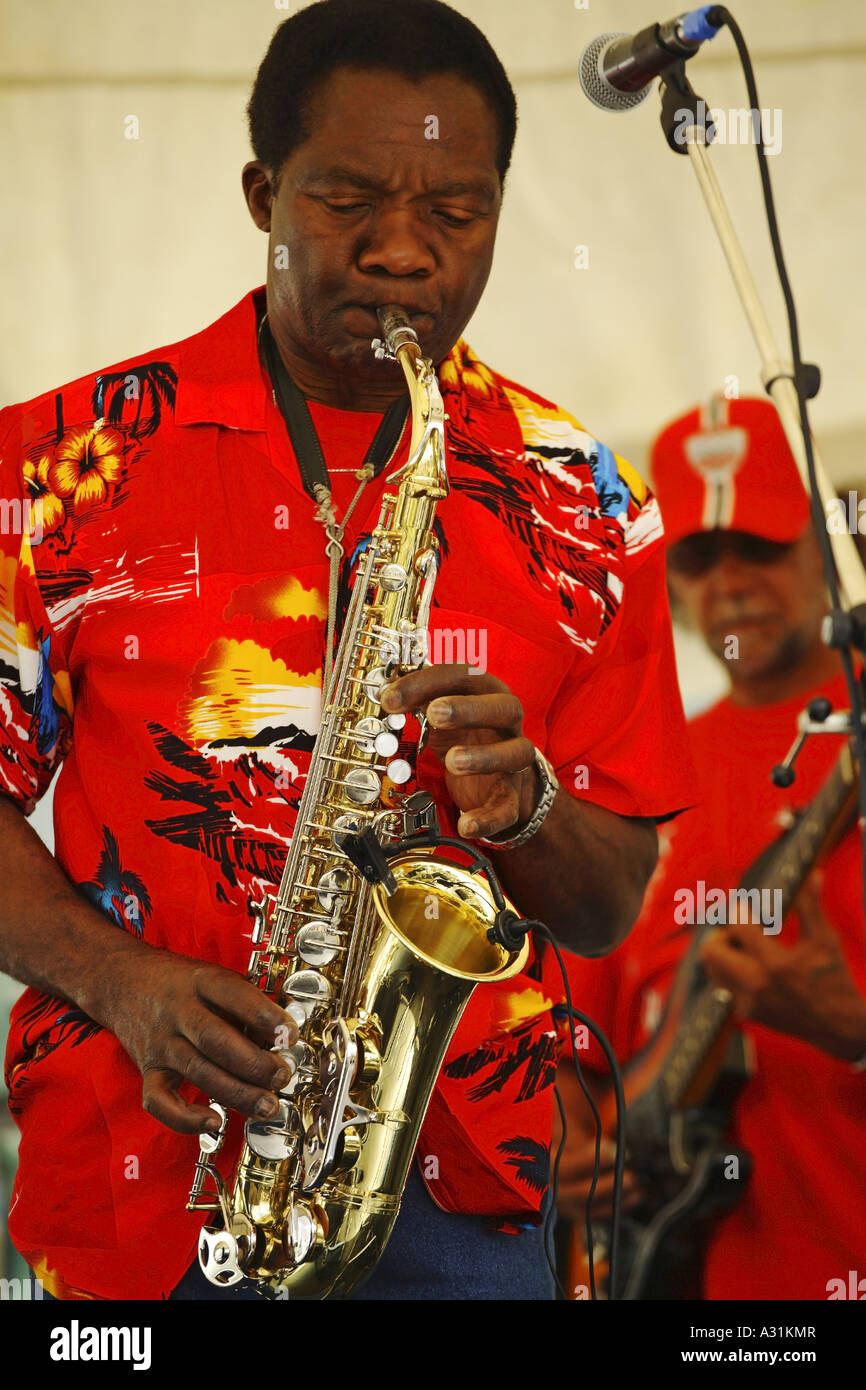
[477,747,560,851]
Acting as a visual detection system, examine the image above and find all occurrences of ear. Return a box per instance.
[242,161,274,232]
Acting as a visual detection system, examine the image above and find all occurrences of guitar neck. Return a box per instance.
[660,740,859,1110]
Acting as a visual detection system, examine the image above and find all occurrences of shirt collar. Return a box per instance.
[173,285,472,432]
[174,286,268,431]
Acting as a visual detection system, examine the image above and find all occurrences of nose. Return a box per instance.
[356,206,436,280]
[707,547,759,600]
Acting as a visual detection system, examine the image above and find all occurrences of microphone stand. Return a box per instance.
[658,65,866,617]
[653,57,866,907]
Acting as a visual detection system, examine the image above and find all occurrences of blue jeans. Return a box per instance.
[39,1165,555,1302]
[172,1165,554,1301]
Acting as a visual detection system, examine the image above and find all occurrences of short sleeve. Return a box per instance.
[0,405,74,813]
[546,493,696,824]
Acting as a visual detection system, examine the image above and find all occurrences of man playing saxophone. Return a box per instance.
[0,0,694,1300]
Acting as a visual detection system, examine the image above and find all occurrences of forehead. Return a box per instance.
[289,66,501,192]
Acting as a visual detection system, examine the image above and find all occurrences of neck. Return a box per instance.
[728,638,844,708]
[261,297,408,413]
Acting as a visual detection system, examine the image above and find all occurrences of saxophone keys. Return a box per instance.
[348,716,400,760]
[374,730,400,758]
[199,1227,246,1287]
[386,758,413,785]
[364,665,390,703]
[246,1098,300,1161]
[285,1202,321,1266]
[272,1042,315,1097]
[316,867,352,912]
[283,968,332,1020]
[378,562,408,592]
[198,1102,228,1155]
[350,716,383,754]
[247,892,272,943]
[295,920,342,967]
[343,767,381,805]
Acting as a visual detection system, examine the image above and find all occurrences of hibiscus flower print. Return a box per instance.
[22,454,65,537]
[49,423,125,512]
[440,339,499,402]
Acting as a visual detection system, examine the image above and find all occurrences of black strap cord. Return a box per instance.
[259,315,410,499]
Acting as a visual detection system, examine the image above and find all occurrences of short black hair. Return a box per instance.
[247,0,517,192]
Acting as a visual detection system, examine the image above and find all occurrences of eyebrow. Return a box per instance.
[301,166,498,201]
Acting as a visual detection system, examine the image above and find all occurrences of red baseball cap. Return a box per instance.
[650,394,811,548]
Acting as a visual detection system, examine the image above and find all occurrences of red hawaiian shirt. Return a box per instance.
[1,286,695,1299]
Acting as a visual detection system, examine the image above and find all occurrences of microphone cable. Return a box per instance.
[702,6,866,940]
[530,921,628,1301]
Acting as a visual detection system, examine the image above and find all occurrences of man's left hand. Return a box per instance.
[380,663,540,840]
[699,874,866,1061]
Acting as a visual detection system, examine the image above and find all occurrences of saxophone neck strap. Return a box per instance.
[259,313,410,504]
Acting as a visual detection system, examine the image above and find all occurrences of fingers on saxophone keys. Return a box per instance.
[164,1039,288,1125]
[186,1014,292,1096]
[381,664,482,713]
[427,692,521,729]
[446,736,534,776]
[195,970,298,1049]
[141,1068,224,1136]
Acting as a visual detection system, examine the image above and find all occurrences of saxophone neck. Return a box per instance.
[374,305,448,497]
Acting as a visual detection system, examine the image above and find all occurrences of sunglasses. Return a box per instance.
[667,530,796,578]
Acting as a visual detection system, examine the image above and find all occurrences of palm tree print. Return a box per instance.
[92,361,178,439]
[497,1137,550,1192]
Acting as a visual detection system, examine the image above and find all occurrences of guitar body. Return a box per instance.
[560,740,857,1300]
[563,978,753,1300]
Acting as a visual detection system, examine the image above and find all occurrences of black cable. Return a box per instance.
[545,1085,569,1299]
[533,922,629,1301]
[706,5,866,936]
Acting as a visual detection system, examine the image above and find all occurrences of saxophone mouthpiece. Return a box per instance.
[375,305,420,360]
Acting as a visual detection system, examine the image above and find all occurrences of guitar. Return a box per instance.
[562,738,859,1300]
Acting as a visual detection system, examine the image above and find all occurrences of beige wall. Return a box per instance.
[2,0,865,475]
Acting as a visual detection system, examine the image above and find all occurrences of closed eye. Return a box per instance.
[318,198,477,227]
[435,211,476,227]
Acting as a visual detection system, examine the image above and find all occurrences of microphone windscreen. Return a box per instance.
[578,32,653,113]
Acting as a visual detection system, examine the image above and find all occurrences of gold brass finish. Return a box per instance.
[187,305,529,1300]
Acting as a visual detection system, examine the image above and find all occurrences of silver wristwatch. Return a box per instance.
[477,747,560,851]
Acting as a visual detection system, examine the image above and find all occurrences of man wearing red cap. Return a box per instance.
[557,394,866,1301]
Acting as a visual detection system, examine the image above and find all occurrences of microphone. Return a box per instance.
[579,6,722,113]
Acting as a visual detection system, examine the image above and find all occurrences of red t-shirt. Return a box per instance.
[0,287,695,1299]
[567,669,866,1300]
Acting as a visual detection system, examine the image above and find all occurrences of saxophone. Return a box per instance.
[186,306,529,1299]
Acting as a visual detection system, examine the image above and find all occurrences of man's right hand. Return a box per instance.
[95,946,299,1136]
